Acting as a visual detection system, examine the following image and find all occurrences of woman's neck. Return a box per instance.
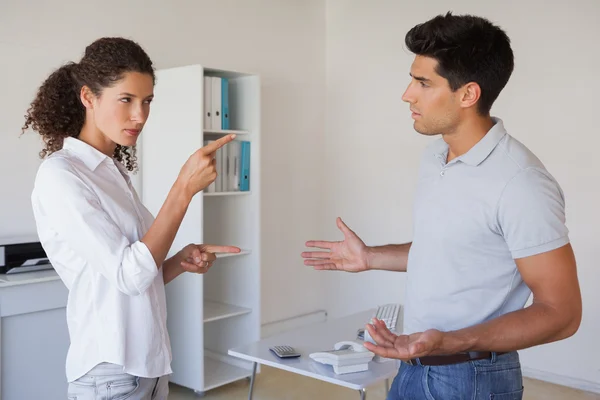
[78,122,116,157]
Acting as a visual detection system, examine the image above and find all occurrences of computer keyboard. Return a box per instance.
[363,303,403,344]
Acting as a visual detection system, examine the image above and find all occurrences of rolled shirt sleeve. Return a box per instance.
[33,159,158,296]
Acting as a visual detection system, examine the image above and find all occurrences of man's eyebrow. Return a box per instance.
[409,73,432,83]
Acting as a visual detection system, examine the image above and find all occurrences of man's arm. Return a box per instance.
[443,169,582,353]
[365,244,581,359]
[367,243,412,272]
[302,217,412,273]
[443,243,581,353]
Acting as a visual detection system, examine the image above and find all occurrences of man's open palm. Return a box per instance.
[364,319,445,361]
[302,217,369,273]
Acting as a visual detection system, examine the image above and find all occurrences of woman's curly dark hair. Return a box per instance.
[21,37,155,171]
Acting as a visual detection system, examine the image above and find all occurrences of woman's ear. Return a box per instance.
[80,86,95,109]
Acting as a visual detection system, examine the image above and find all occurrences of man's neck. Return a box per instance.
[444,116,495,163]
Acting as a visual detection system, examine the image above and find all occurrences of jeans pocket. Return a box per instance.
[424,364,475,400]
[68,379,96,400]
[107,376,140,400]
[475,362,523,400]
[489,387,524,400]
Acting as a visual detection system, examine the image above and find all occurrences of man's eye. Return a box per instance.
[120,98,131,103]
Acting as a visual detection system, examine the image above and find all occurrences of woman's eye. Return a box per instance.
[120,98,131,103]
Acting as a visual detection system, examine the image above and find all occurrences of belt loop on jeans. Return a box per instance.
[491,351,497,364]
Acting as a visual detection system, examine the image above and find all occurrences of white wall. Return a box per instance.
[2,0,599,392]
[0,0,327,326]
[324,0,600,392]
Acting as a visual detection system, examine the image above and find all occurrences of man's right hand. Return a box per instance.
[301,217,370,273]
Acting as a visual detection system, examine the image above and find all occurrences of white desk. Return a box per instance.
[0,269,70,399]
[0,268,60,287]
[228,309,400,399]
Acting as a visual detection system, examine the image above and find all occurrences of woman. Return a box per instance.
[24,37,239,400]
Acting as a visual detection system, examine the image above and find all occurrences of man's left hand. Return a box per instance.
[363,319,445,360]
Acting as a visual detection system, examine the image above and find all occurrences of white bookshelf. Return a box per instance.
[203,355,251,391]
[204,191,252,197]
[204,129,251,135]
[216,249,252,258]
[204,301,252,323]
[138,64,261,394]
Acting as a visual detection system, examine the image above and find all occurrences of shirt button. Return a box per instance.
[440,170,445,177]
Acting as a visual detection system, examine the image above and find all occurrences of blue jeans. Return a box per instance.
[386,351,524,400]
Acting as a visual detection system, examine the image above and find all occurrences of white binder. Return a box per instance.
[203,77,212,130]
[211,77,222,130]
[215,146,224,192]
[204,140,216,193]
[228,141,241,191]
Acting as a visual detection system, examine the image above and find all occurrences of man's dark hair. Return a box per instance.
[405,12,514,115]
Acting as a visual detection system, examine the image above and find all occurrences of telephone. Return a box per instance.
[333,340,371,352]
[309,340,375,375]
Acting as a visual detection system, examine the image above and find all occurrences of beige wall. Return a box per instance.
[324,0,599,391]
[1,0,598,391]
[0,0,327,326]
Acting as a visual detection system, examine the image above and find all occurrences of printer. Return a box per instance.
[0,237,53,274]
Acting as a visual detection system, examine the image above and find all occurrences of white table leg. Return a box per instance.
[248,362,258,400]
[359,388,366,400]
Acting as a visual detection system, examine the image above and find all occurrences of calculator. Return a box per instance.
[269,345,301,359]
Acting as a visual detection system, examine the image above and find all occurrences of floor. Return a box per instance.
[168,365,600,400]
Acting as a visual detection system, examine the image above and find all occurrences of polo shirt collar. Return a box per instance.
[432,117,507,167]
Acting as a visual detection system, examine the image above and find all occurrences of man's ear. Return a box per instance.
[80,86,95,109]
[460,82,481,109]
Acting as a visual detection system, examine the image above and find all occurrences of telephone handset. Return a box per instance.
[309,340,375,374]
[333,340,371,352]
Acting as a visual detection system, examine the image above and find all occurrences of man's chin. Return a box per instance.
[413,123,438,136]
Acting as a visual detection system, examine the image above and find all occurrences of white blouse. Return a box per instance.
[31,137,172,382]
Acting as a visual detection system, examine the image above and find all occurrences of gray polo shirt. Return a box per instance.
[403,118,570,335]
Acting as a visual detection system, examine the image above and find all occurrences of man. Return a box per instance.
[302,12,581,400]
